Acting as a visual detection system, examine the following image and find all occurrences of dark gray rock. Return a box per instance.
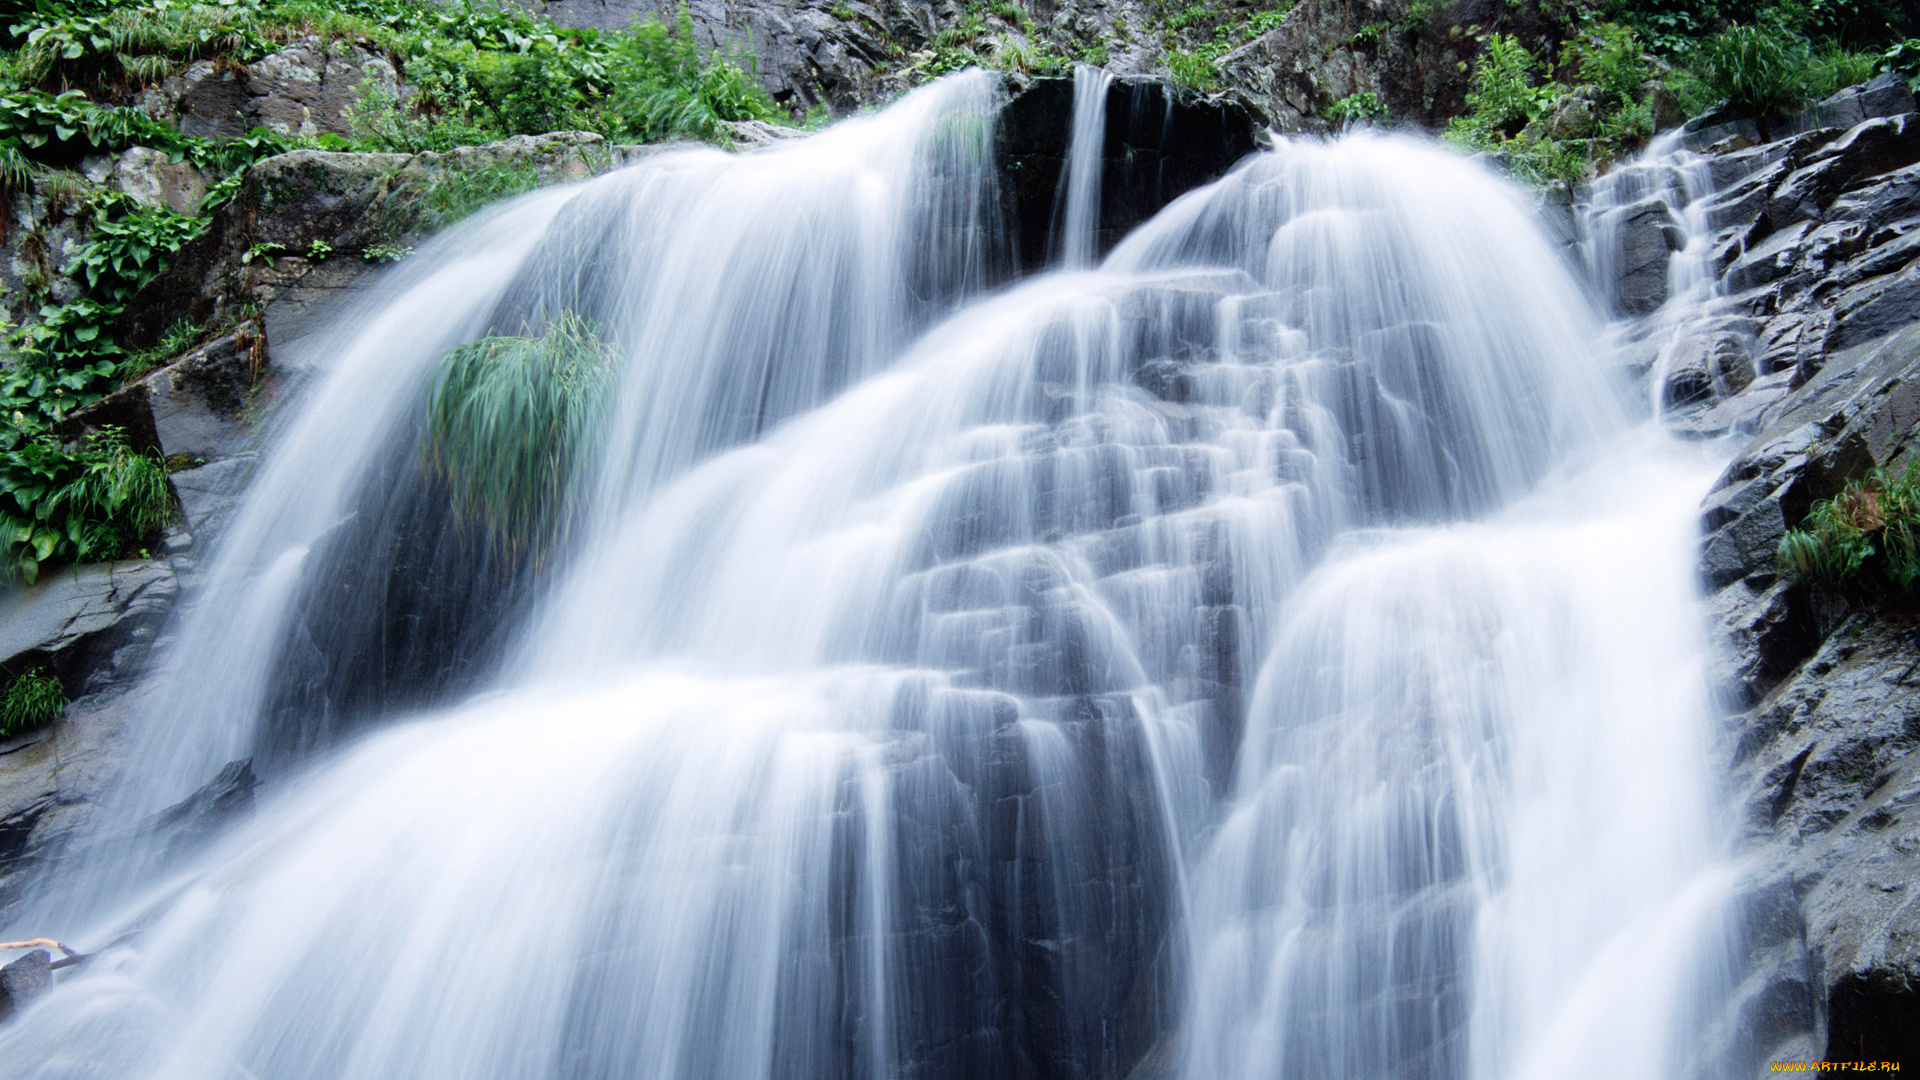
[1707,160,1785,232]
[1827,260,1920,354]
[1709,141,1792,190]
[0,949,51,1022]
[1726,220,1812,295]
[1605,196,1685,315]
[1829,162,1920,226]
[1726,615,1920,1063]
[151,758,257,858]
[0,561,176,696]
[1790,75,1920,146]
[1658,328,1756,413]
[996,76,1263,271]
[1706,577,1816,708]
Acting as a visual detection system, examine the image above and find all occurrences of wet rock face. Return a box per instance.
[1663,80,1920,1065]
[118,132,651,350]
[996,76,1264,272]
[0,562,176,700]
[1726,615,1920,1065]
[1603,197,1686,316]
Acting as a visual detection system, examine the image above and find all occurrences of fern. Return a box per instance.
[1780,462,1920,592]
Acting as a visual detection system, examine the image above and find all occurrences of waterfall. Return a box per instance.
[1053,63,1114,267]
[0,74,1758,1080]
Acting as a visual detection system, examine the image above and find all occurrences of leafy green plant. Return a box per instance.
[10,298,127,376]
[305,238,333,260]
[14,1,271,97]
[1443,33,1587,184]
[363,242,413,263]
[1326,90,1388,124]
[1780,462,1920,592]
[426,312,615,549]
[1572,23,1653,109]
[342,7,780,150]
[1885,38,1920,86]
[1457,33,1558,137]
[1348,21,1388,47]
[64,193,203,303]
[1687,18,1873,120]
[243,240,288,264]
[1248,7,1293,36]
[1,425,174,584]
[0,667,66,740]
[1400,0,1440,36]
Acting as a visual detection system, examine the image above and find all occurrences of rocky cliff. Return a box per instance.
[1587,75,1920,1067]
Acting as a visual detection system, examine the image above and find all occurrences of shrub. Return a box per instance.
[0,667,66,740]
[1444,33,1586,185]
[1779,462,1920,591]
[1573,22,1653,110]
[13,2,271,97]
[1885,38,1920,86]
[64,193,203,304]
[1693,19,1823,118]
[1459,33,1557,138]
[426,313,615,550]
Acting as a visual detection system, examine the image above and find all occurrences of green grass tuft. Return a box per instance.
[1780,462,1920,592]
[427,312,616,551]
[0,667,67,740]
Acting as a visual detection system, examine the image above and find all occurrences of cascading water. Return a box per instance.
[2,72,1764,1080]
[1580,130,1736,417]
[1052,63,1114,267]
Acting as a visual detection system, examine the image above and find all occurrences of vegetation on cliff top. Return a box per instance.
[1438,0,1913,183]
[0,0,776,583]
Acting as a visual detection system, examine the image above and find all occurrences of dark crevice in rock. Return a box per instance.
[1826,971,1920,1065]
[997,76,1263,274]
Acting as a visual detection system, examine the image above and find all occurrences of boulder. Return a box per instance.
[1789,74,1920,141]
[151,758,258,859]
[80,146,218,216]
[0,949,50,1022]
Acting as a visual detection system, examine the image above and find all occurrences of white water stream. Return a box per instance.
[1,75,1759,1080]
